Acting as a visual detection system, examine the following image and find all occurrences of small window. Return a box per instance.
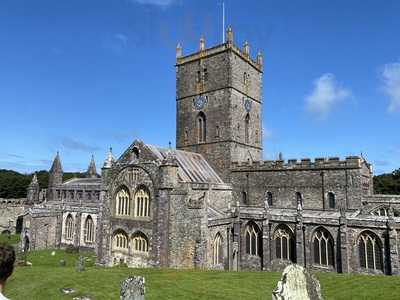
[197,112,207,143]
[296,192,303,208]
[213,233,223,265]
[266,192,273,206]
[242,191,248,205]
[204,68,208,81]
[215,126,220,138]
[245,114,250,144]
[328,192,335,209]
[197,71,201,83]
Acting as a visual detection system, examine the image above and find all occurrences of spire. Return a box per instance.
[50,152,63,173]
[30,173,39,186]
[176,43,182,59]
[103,147,114,169]
[86,155,98,178]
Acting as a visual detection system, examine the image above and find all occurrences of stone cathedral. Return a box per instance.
[22,28,400,275]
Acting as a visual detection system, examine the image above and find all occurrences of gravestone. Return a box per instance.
[272,264,323,300]
[59,259,66,267]
[75,256,85,272]
[120,276,145,300]
[60,288,76,295]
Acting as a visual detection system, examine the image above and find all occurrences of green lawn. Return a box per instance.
[3,250,400,299]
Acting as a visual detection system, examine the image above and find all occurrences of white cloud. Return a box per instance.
[381,62,400,112]
[305,73,351,119]
[128,0,175,6]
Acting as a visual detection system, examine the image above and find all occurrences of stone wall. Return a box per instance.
[0,199,26,234]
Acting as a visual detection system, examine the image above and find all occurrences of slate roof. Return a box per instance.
[62,178,102,186]
[145,145,224,184]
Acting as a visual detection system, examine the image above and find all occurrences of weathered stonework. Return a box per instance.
[9,28,399,276]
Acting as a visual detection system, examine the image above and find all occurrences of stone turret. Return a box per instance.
[27,173,40,204]
[176,43,182,59]
[159,146,179,189]
[48,152,63,187]
[86,155,98,178]
[103,147,114,169]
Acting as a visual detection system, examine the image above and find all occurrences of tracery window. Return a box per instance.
[328,192,335,209]
[245,223,260,256]
[115,189,131,216]
[113,231,129,250]
[213,233,223,265]
[313,228,334,267]
[372,207,390,217]
[358,231,383,272]
[274,225,295,261]
[132,232,149,253]
[245,114,250,144]
[197,112,207,143]
[84,215,95,243]
[134,188,150,217]
[65,214,74,241]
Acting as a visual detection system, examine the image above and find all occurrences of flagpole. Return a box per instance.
[222,2,225,43]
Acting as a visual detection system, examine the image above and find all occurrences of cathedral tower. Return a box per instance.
[175,27,263,182]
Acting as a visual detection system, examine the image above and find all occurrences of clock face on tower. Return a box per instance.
[194,95,207,110]
[244,99,252,112]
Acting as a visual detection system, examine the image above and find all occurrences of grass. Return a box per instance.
[3,249,400,299]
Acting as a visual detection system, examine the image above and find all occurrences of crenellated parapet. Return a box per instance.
[176,27,263,72]
[231,156,363,171]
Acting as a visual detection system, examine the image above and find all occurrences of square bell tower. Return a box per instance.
[175,27,263,182]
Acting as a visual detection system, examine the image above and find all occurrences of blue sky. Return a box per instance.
[0,0,399,174]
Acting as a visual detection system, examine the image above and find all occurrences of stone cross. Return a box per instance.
[272,264,323,300]
[120,276,145,300]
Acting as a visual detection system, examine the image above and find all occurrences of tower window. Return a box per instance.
[245,114,250,144]
[197,71,201,83]
[296,192,303,209]
[266,191,273,206]
[328,192,335,209]
[197,112,207,143]
[215,126,220,138]
[204,68,208,81]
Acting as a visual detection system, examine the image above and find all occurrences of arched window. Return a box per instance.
[245,114,250,144]
[84,215,95,243]
[132,232,149,253]
[65,214,74,241]
[215,126,220,138]
[213,233,223,265]
[358,231,383,272]
[273,225,295,261]
[134,188,150,217]
[245,223,260,256]
[328,192,335,209]
[371,206,390,216]
[296,192,303,209]
[313,228,334,267]
[266,192,273,207]
[113,231,129,251]
[115,188,131,216]
[197,112,207,143]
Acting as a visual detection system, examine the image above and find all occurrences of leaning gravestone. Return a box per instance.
[120,276,145,300]
[272,264,323,300]
[75,256,85,272]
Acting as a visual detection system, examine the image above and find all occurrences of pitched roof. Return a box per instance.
[145,145,224,184]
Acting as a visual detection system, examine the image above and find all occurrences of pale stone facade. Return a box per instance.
[21,28,400,275]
